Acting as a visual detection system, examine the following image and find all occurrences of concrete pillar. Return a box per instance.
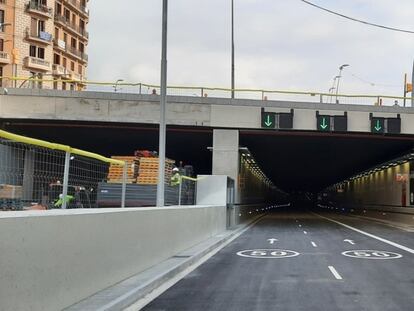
[212,129,239,203]
[22,150,35,202]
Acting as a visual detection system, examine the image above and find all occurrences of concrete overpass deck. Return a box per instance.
[1,88,414,134]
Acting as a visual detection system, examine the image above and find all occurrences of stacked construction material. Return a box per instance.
[107,156,138,184]
[136,157,175,185]
[0,184,23,210]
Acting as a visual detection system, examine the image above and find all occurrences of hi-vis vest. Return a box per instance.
[170,173,181,186]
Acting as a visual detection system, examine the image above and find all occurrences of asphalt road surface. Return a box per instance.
[143,211,414,311]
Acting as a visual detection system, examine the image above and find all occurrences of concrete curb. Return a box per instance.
[65,215,264,311]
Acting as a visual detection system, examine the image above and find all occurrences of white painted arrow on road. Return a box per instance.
[344,239,355,245]
[267,238,278,244]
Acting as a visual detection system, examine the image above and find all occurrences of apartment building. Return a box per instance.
[0,0,88,90]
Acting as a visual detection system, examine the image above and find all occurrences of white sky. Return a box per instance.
[87,0,414,96]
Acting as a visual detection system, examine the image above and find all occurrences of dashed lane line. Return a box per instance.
[328,266,343,280]
[311,241,317,247]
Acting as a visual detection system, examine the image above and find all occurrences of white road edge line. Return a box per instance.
[328,266,343,280]
[311,241,317,247]
[314,213,414,255]
[123,216,264,311]
[303,231,308,235]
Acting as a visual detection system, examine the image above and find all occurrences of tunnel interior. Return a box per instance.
[3,120,414,194]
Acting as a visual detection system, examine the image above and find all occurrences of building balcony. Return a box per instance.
[72,72,85,82]
[54,14,89,39]
[54,39,88,63]
[25,28,53,45]
[0,51,11,64]
[52,64,67,76]
[24,56,51,71]
[26,1,53,18]
[66,0,89,18]
[0,0,6,6]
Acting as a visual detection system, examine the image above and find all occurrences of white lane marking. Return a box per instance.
[315,213,414,255]
[303,231,308,235]
[342,250,402,260]
[328,266,343,280]
[267,238,278,244]
[237,249,300,259]
[311,241,317,247]
[299,224,302,228]
[344,239,355,245]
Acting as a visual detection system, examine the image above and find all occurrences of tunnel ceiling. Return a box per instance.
[3,120,414,193]
[240,130,414,192]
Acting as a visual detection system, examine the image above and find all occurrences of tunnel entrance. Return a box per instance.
[3,120,414,194]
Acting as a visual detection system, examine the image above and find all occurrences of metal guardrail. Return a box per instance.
[0,76,412,107]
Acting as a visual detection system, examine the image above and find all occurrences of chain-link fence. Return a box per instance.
[1,76,412,107]
[0,130,126,211]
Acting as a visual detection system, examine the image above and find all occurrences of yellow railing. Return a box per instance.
[0,129,125,166]
[0,76,411,105]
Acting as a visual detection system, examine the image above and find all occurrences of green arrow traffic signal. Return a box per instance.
[371,118,385,134]
[374,120,382,132]
[320,117,328,130]
[265,115,272,127]
[261,112,275,129]
[317,115,330,131]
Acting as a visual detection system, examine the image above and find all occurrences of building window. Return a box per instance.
[64,9,70,21]
[71,61,74,71]
[79,42,84,53]
[80,19,85,31]
[62,57,67,67]
[54,27,59,39]
[37,20,45,34]
[71,38,76,49]
[33,0,48,6]
[54,53,60,65]
[78,64,82,75]
[0,39,3,52]
[55,2,62,15]
[29,45,37,57]
[0,10,4,32]
[29,45,45,59]
[0,67,3,86]
[37,47,45,59]
[62,81,66,90]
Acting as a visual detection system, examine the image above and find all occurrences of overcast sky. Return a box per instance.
[87,0,414,96]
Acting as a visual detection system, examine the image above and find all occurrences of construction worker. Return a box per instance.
[54,193,74,208]
[170,167,181,186]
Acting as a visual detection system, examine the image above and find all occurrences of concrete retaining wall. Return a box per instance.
[0,206,226,311]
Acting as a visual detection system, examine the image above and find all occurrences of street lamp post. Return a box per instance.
[114,79,124,92]
[157,0,168,207]
[411,59,414,107]
[335,64,350,104]
[231,0,235,99]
